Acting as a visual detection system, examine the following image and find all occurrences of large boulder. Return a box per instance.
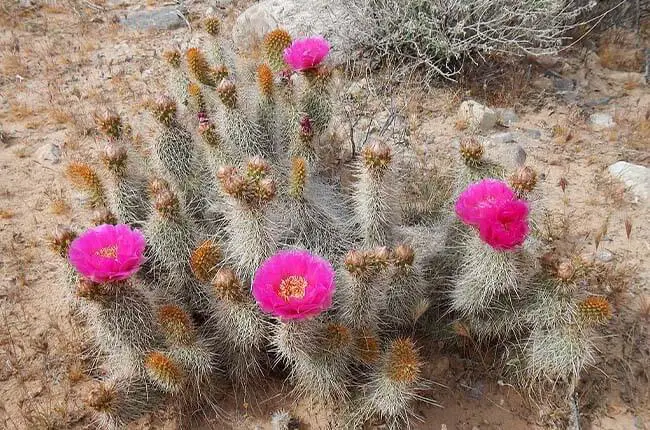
[608,161,650,201]
[232,0,353,65]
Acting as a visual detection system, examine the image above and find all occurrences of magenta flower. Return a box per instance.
[478,200,530,250]
[455,179,516,226]
[252,250,335,320]
[68,224,146,283]
[283,36,330,72]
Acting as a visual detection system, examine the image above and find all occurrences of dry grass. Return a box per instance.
[597,29,645,72]
[47,107,75,126]
[0,209,15,219]
[8,102,37,121]
[551,124,573,144]
[1,53,29,78]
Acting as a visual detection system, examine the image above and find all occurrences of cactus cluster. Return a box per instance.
[52,20,609,429]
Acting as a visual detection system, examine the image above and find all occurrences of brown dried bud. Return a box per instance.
[48,227,78,258]
[101,144,128,175]
[393,244,415,267]
[151,95,177,127]
[362,141,392,170]
[459,136,484,165]
[212,268,244,302]
[149,177,170,196]
[246,156,270,180]
[556,259,575,282]
[256,178,276,202]
[95,109,122,140]
[510,166,537,195]
[344,250,366,273]
[217,79,237,109]
[92,208,118,226]
[154,190,180,218]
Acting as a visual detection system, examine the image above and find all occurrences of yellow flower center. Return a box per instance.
[278,275,307,301]
[96,244,118,258]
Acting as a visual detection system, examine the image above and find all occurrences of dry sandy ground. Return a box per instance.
[0,1,648,429]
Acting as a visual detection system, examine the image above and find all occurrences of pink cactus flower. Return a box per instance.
[68,224,146,283]
[252,250,335,320]
[283,36,330,72]
[455,179,516,226]
[478,199,530,250]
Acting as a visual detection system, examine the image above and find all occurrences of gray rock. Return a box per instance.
[35,142,61,165]
[232,0,352,65]
[121,7,185,31]
[590,113,615,130]
[495,108,518,127]
[524,128,542,139]
[458,100,497,132]
[596,249,614,263]
[608,161,650,201]
[584,97,612,108]
[553,77,576,93]
[490,132,516,144]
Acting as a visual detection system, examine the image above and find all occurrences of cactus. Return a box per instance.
[353,338,424,429]
[337,248,390,333]
[273,319,353,401]
[353,141,400,247]
[54,29,609,429]
[263,29,292,72]
[99,143,149,226]
[217,161,281,279]
[216,79,271,158]
[281,157,351,258]
[77,279,162,364]
[150,96,216,221]
[66,162,107,209]
[87,371,165,430]
[203,268,269,384]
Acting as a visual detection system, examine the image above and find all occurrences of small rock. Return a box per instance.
[608,161,650,201]
[431,356,450,376]
[590,113,616,130]
[524,128,542,139]
[35,142,61,165]
[458,100,497,132]
[495,108,518,127]
[121,7,185,31]
[441,425,448,430]
[490,132,516,144]
[596,249,614,263]
[584,97,612,107]
[18,0,35,8]
[553,77,576,93]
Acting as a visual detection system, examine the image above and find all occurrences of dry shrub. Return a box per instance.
[343,0,593,82]
[597,29,645,72]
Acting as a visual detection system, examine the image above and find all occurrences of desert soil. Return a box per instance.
[0,1,648,429]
